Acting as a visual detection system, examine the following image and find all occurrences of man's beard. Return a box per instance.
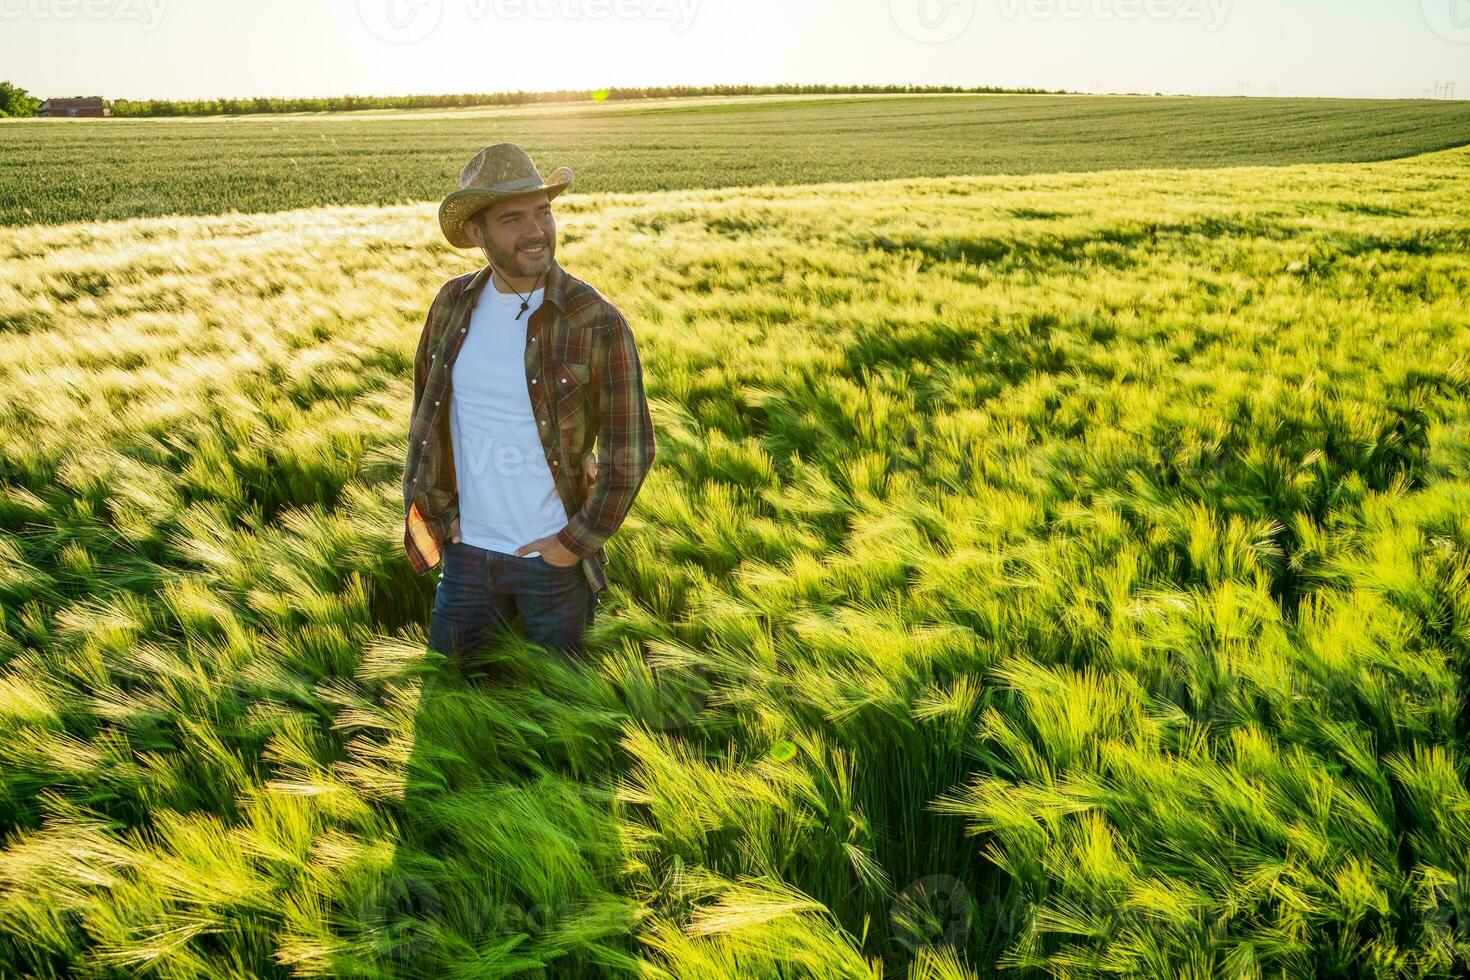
[488,236,554,277]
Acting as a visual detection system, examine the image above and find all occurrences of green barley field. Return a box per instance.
[2,95,1470,977]
[6,93,1470,225]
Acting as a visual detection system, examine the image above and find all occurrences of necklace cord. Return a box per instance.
[489,261,548,321]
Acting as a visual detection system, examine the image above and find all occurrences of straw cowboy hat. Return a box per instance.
[439,142,575,249]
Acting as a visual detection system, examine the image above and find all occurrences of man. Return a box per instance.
[402,142,657,666]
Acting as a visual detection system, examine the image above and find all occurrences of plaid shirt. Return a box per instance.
[402,258,656,593]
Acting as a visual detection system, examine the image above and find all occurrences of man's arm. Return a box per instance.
[403,282,451,505]
[411,285,450,413]
[555,311,656,557]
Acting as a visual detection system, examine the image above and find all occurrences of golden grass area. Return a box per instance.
[1,148,1469,977]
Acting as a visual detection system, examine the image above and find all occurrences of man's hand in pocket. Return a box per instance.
[515,535,580,567]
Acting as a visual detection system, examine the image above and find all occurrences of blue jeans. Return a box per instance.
[427,540,599,671]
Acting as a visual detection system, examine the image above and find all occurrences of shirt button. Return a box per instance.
[421,439,427,446]
[540,419,546,426]
[532,379,537,385]
[434,400,440,406]
[560,378,567,384]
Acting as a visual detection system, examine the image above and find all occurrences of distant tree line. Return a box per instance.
[104,83,1066,117]
[0,82,41,118]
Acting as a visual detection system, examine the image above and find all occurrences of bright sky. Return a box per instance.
[2,0,1467,101]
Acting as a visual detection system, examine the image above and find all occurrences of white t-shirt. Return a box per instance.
[448,282,567,557]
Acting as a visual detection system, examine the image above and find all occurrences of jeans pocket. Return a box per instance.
[535,553,578,572]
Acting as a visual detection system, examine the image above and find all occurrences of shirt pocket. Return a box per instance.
[551,359,592,435]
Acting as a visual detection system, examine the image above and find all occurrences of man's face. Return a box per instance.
[465,191,556,278]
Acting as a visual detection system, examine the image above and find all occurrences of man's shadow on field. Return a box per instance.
[347,617,691,975]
